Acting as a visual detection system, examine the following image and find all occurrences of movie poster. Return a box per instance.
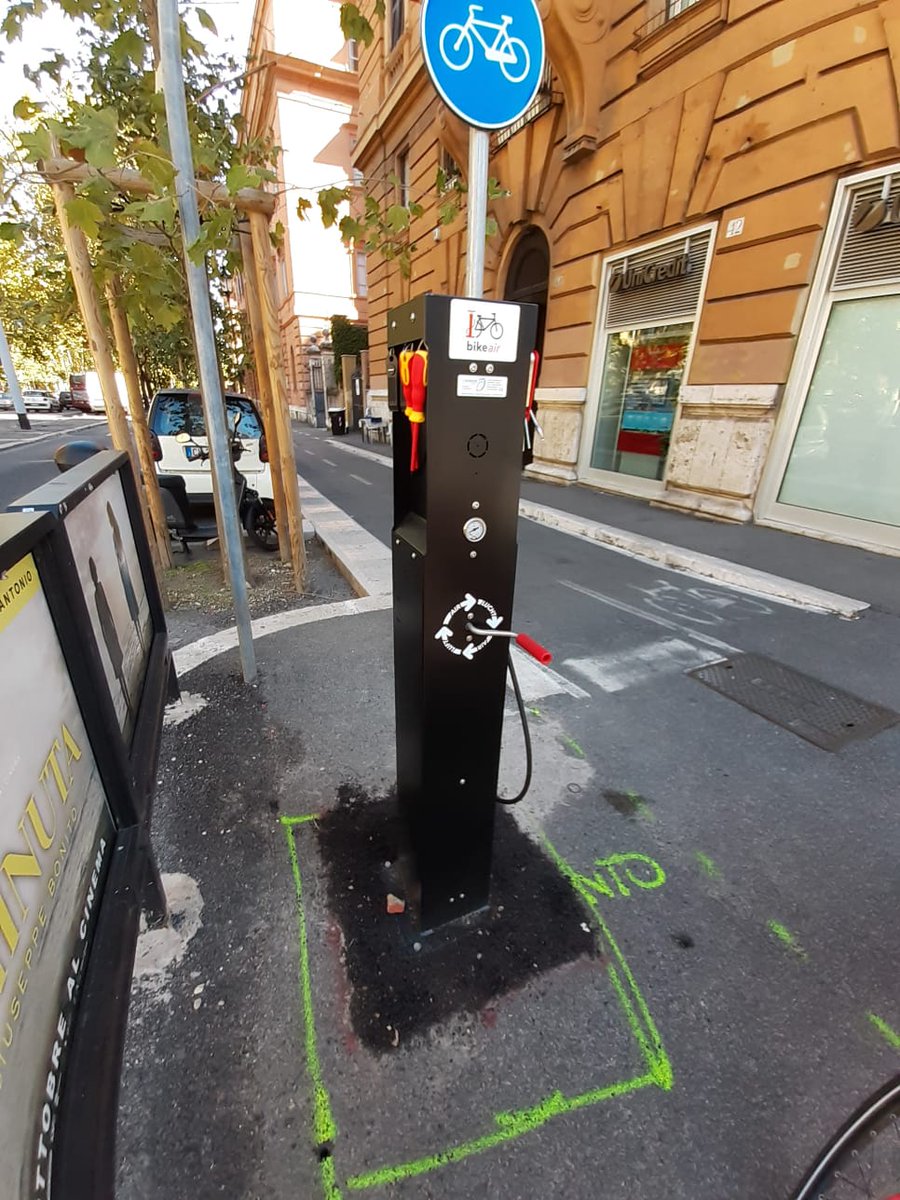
[0,553,114,1199]
[65,473,152,742]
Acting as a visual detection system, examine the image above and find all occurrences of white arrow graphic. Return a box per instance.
[462,643,476,660]
[435,626,452,641]
[486,614,504,629]
[463,593,477,612]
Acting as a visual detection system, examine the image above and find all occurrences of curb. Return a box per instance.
[297,474,392,599]
[0,419,107,454]
[519,500,869,619]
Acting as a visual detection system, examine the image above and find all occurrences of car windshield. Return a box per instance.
[150,393,262,439]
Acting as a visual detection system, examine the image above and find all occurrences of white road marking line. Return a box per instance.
[349,473,373,486]
[560,578,738,654]
[303,448,315,455]
[523,501,867,618]
[173,595,392,675]
[321,457,337,467]
[508,646,590,702]
[330,440,393,468]
[565,638,724,694]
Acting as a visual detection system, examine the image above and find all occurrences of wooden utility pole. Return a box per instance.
[106,278,173,568]
[239,229,289,564]
[248,210,306,588]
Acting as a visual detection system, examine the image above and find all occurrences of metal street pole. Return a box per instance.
[464,129,490,299]
[156,0,256,682]
[0,317,31,431]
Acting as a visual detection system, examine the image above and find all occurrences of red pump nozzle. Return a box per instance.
[514,632,553,665]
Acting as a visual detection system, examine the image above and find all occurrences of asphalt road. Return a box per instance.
[0,417,110,507]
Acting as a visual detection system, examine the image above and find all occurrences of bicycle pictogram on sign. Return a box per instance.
[466,310,504,340]
[438,5,530,83]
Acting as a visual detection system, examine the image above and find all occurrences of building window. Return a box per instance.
[666,0,702,15]
[585,228,713,488]
[397,149,410,208]
[355,251,368,298]
[348,37,359,71]
[278,253,289,300]
[291,346,298,391]
[388,0,405,49]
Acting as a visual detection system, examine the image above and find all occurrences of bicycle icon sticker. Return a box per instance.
[467,310,504,339]
[439,5,531,83]
[421,0,545,131]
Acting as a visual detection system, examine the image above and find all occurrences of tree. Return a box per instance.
[0,0,277,392]
[330,314,368,364]
[0,191,88,387]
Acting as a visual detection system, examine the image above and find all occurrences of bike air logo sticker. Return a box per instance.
[435,592,504,660]
[448,298,520,362]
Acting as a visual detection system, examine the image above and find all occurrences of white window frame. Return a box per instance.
[577,221,717,500]
[755,163,900,556]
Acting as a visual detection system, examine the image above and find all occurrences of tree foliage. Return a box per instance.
[330,314,368,364]
[1,0,277,392]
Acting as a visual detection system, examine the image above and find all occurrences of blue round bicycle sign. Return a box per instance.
[420,0,545,130]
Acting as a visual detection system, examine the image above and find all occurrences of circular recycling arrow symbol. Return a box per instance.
[433,592,504,660]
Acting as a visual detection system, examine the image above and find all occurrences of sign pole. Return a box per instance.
[156,0,256,682]
[0,316,31,430]
[464,128,490,300]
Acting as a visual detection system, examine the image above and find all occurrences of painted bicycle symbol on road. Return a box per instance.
[439,5,531,83]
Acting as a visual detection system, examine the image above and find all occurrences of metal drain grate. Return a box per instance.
[689,653,900,751]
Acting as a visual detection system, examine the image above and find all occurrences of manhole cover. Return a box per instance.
[689,653,900,751]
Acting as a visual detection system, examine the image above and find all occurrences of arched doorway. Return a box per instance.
[503,226,550,359]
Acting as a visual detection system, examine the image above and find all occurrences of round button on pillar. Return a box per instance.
[463,517,487,543]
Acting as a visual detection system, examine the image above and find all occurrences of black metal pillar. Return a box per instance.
[389,293,537,930]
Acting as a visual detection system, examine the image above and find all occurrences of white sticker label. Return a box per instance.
[456,374,508,398]
[448,299,520,362]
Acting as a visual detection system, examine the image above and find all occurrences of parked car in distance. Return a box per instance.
[22,389,53,412]
[69,370,126,414]
[148,389,274,504]
[0,392,11,411]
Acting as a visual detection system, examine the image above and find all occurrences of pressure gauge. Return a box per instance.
[463,517,487,543]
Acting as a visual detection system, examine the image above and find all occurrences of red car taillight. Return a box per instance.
[150,431,162,462]
[259,433,269,463]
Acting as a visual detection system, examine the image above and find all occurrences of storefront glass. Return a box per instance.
[590,322,692,480]
[778,294,900,527]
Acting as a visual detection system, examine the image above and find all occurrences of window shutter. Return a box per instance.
[833,176,900,291]
[605,230,711,327]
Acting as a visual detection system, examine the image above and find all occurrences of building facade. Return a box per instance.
[353,0,900,554]
[243,0,367,425]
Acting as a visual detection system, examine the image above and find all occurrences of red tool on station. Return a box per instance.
[523,349,543,449]
[399,348,428,472]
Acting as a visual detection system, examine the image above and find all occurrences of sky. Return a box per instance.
[0,0,256,119]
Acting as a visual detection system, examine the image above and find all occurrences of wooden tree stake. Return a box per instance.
[106,278,173,568]
[248,210,306,590]
[239,229,289,563]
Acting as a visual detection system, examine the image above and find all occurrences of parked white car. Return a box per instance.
[148,389,274,503]
[22,389,54,412]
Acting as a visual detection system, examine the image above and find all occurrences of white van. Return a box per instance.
[70,370,127,414]
[148,389,274,503]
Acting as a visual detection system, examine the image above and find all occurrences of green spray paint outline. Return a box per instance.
[695,851,721,880]
[767,920,808,960]
[867,1012,900,1051]
[281,815,672,1196]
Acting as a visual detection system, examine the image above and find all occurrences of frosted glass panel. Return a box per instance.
[779,296,900,527]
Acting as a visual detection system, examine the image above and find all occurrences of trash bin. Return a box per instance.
[328,408,347,436]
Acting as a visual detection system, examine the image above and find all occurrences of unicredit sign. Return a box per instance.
[610,252,692,293]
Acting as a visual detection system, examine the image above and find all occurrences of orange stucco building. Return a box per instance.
[353,0,900,554]
[242,0,367,426]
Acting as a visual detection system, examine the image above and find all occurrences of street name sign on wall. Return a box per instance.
[420,0,545,130]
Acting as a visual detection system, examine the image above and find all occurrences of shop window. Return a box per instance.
[777,295,900,528]
[591,324,692,481]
